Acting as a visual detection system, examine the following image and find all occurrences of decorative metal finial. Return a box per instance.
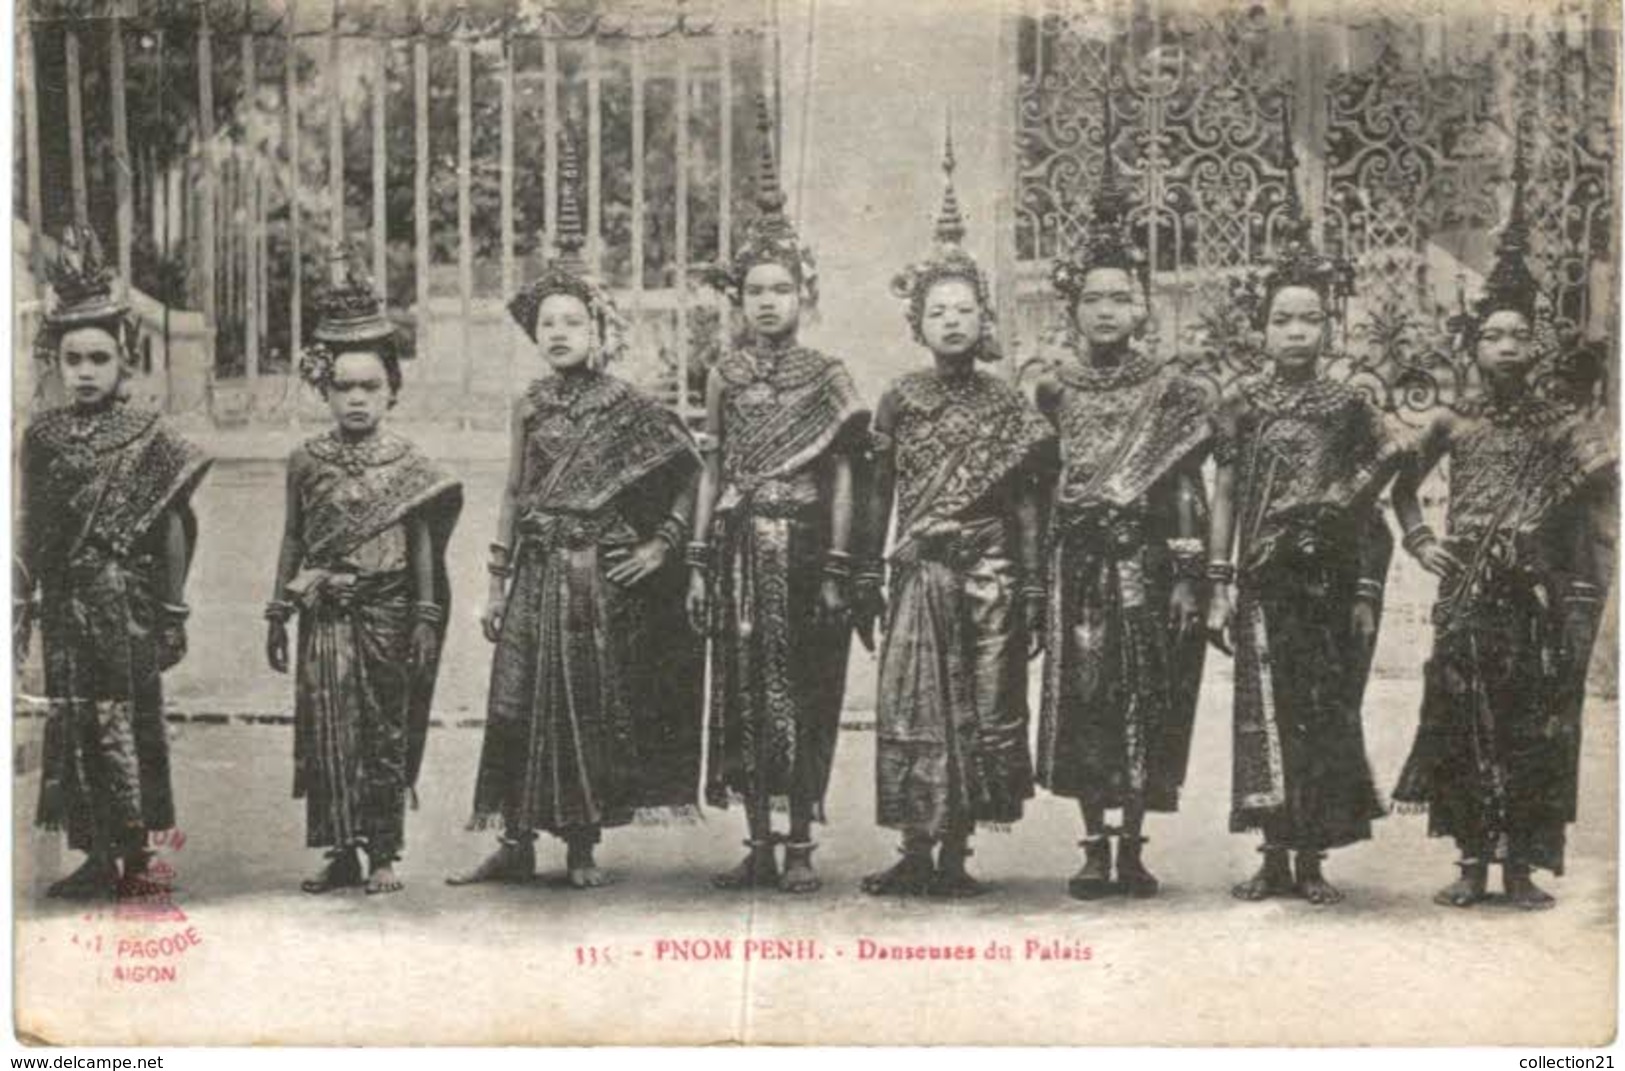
[934,109,967,247]
[555,127,586,264]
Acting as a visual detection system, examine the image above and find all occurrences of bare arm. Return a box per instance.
[488,396,529,597]
[861,391,899,564]
[159,509,189,605]
[1391,413,1450,536]
[270,457,305,603]
[689,368,725,553]
[409,513,435,605]
[827,451,855,557]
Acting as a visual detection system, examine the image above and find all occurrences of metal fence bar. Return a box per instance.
[285,6,301,423]
[675,35,691,418]
[457,18,474,414]
[373,38,389,304]
[198,12,217,330]
[110,15,133,304]
[586,36,602,273]
[65,28,89,228]
[242,30,259,380]
[327,15,344,280]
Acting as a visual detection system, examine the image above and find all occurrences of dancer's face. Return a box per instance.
[58,325,123,409]
[1072,268,1144,348]
[1475,310,1535,380]
[536,293,594,371]
[326,350,393,434]
[919,278,982,360]
[742,263,800,342]
[1264,285,1330,372]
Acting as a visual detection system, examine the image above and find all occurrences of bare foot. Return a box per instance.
[1067,838,1113,901]
[780,844,821,895]
[860,852,934,896]
[301,849,363,895]
[1232,851,1294,901]
[1295,853,1343,906]
[446,839,536,886]
[1433,862,1488,908]
[712,845,779,891]
[47,857,118,900]
[566,840,613,890]
[365,863,403,896]
[930,863,988,899]
[1505,866,1556,911]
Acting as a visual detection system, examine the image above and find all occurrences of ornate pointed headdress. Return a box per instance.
[1051,73,1149,302]
[1470,115,1541,331]
[45,224,128,329]
[1245,99,1355,327]
[312,248,396,347]
[890,113,999,360]
[698,95,818,306]
[37,223,138,369]
[506,128,629,363]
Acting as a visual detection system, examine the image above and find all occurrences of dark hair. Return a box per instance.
[37,313,138,367]
[327,340,403,401]
[1061,263,1152,326]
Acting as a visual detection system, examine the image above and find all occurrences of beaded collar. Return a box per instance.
[894,367,1003,415]
[306,428,411,476]
[717,344,830,391]
[1239,371,1353,419]
[525,371,625,419]
[1463,392,1572,430]
[29,401,157,456]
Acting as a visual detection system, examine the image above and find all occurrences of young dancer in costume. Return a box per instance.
[691,98,869,894]
[1390,129,1615,910]
[1205,116,1403,906]
[450,135,703,890]
[857,123,1052,898]
[266,258,463,896]
[1033,95,1211,900]
[19,226,212,899]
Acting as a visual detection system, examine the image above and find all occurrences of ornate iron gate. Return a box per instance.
[17,0,776,429]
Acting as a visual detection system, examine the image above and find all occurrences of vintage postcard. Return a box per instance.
[9,0,1620,1048]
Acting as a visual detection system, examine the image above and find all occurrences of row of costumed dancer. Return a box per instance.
[19,96,1613,912]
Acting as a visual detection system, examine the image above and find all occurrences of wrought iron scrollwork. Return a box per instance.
[1009,0,1616,422]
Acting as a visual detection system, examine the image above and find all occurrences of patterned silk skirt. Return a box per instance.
[473,540,702,835]
[293,570,413,857]
[1230,559,1386,851]
[705,508,850,820]
[875,518,1033,836]
[1037,522,1202,812]
[1393,567,1578,874]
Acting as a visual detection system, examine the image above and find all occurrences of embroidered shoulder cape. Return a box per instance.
[715,346,868,495]
[1216,374,1404,565]
[1048,360,1211,510]
[518,372,700,515]
[886,369,1053,537]
[1445,398,1615,542]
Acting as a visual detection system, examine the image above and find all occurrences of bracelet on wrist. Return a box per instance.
[1206,561,1236,585]
[412,601,446,627]
[1355,578,1385,603]
[654,515,689,552]
[159,601,191,621]
[264,600,296,624]
[685,541,712,572]
[487,540,515,579]
[1401,523,1437,557]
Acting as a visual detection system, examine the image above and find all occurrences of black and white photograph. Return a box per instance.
[7,0,1620,1048]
